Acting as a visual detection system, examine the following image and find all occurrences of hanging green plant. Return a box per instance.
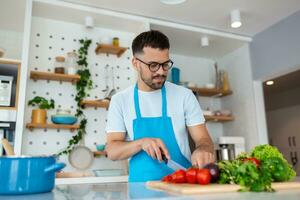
[58,38,92,156]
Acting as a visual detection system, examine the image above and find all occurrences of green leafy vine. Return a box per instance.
[58,38,92,156]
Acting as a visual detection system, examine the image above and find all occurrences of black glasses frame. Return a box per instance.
[135,57,174,72]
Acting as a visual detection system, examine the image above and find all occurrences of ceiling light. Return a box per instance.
[85,16,94,28]
[160,0,186,5]
[230,9,242,28]
[266,80,274,85]
[201,36,209,47]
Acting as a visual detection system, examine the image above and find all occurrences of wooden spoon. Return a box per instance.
[1,139,15,156]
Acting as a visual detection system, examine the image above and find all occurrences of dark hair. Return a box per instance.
[132,30,170,55]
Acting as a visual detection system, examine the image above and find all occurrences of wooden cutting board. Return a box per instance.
[146,181,300,195]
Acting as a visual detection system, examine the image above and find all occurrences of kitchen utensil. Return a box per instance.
[162,153,186,171]
[0,155,65,195]
[165,159,187,171]
[1,138,14,155]
[215,144,235,162]
[51,115,77,125]
[104,66,116,100]
[147,181,300,195]
[68,138,94,170]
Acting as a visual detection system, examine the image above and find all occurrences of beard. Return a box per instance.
[141,73,167,90]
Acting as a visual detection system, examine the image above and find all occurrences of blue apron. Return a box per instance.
[129,84,191,182]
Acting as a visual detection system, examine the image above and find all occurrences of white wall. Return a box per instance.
[0,29,23,59]
[217,44,259,150]
[171,53,223,142]
[22,16,136,172]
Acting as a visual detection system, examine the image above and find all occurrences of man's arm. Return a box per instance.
[106,132,170,161]
[188,124,215,168]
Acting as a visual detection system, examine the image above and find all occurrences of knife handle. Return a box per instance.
[161,152,168,164]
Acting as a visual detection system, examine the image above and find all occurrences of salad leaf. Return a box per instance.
[250,144,296,181]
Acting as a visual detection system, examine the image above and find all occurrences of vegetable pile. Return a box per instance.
[219,144,296,192]
[162,163,219,185]
[161,145,296,192]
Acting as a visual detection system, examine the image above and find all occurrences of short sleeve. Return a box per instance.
[105,95,126,133]
[184,90,205,126]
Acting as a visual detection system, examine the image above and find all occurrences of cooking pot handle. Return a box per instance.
[44,162,66,173]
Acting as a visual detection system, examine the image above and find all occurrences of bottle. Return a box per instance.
[222,71,230,91]
[112,37,119,47]
[54,56,65,74]
[66,52,78,74]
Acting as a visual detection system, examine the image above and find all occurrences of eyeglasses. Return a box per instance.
[135,57,173,72]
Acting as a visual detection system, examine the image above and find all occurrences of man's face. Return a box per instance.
[133,47,170,90]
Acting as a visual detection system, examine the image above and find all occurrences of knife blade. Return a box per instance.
[162,153,186,171]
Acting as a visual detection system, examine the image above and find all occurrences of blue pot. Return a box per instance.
[0,155,65,195]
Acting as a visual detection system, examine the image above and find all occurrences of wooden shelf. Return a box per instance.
[93,151,107,157]
[30,71,80,83]
[189,87,232,97]
[0,106,16,110]
[204,115,234,122]
[95,44,127,57]
[26,123,79,132]
[80,100,110,108]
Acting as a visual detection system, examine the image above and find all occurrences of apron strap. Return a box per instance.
[134,84,141,119]
[134,83,168,118]
[161,85,167,118]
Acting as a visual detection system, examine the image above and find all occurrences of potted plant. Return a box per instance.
[28,96,55,124]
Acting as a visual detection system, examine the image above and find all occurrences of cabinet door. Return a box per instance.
[292,135,300,148]
[269,134,292,150]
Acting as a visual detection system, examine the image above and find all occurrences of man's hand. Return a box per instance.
[141,138,170,162]
[191,148,215,168]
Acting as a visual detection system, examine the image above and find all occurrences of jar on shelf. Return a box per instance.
[66,52,78,75]
[112,37,119,47]
[54,56,65,74]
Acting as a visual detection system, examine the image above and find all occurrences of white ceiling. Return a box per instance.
[2,0,300,58]
[0,0,26,32]
[63,0,300,37]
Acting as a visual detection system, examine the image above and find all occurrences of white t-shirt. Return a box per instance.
[105,81,205,160]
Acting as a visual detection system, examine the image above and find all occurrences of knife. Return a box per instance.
[162,153,186,171]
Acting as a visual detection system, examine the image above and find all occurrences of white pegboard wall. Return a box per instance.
[23,16,137,171]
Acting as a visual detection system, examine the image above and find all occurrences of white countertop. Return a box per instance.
[2,180,300,200]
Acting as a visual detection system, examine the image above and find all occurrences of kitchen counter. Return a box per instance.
[1,180,300,200]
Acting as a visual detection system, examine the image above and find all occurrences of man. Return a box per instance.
[105,30,214,182]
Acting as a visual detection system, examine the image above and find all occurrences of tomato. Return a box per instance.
[186,168,198,184]
[196,169,211,185]
[171,169,186,183]
[244,157,261,167]
[162,174,172,182]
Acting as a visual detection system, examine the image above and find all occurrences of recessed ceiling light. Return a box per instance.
[160,0,186,5]
[230,9,242,28]
[266,80,274,85]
